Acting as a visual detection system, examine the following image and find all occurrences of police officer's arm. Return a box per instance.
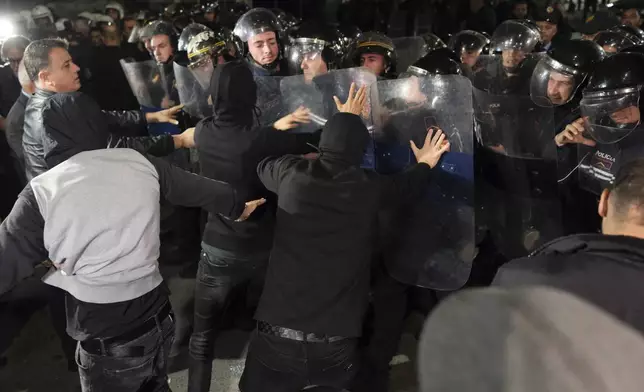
[0,186,48,296]
[145,154,246,219]
[257,155,301,194]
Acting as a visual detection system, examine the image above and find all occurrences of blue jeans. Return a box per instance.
[76,313,175,392]
[188,244,268,392]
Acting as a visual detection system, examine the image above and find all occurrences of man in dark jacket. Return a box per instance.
[187,60,317,392]
[21,38,185,181]
[239,93,451,390]
[0,104,263,391]
[0,35,29,127]
[494,159,644,333]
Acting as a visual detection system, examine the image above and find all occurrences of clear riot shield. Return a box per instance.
[392,37,427,75]
[473,86,563,260]
[173,62,213,119]
[279,75,326,133]
[372,75,475,290]
[469,54,542,95]
[254,75,287,127]
[120,59,171,109]
[310,67,379,168]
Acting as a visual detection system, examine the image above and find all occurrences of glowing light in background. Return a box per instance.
[0,19,15,40]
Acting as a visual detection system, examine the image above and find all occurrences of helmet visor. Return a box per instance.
[581,88,642,143]
[530,57,581,107]
[286,38,326,78]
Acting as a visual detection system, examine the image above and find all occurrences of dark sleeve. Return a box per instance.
[257,155,301,194]
[378,163,433,206]
[5,103,24,160]
[146,154,244,219]
[102,110,147,137]
[108,134,176,157]
[0,186,48,296]
[256,126,320,158]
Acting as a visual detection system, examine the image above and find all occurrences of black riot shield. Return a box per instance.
[173,62,213,119]
[372,75,475,290]
[473,87,563,260]
[310,67,379,168]
[254,75,287,127]
[279,74,326,133]
[392,36,427,75]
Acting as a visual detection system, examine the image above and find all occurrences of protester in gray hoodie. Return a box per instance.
[0,109,263,391]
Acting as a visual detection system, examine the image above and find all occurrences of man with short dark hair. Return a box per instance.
[621,7,642,28]
[21,38,186,180]
[494,159,644,333]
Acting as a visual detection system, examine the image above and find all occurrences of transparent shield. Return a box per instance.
[254,75,287,127]
[279,74,326,133]
[120,59,170,108]
[473,86,563,260]
[372,75,475,290]
[392,36,427,76]
[174,62,213,119]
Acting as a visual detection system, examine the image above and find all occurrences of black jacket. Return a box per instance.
[22,89,175,180]
[195,61,318,253]
[5,92,28,166]
[255,113,433,337]
[0,64,20,117]
[85,46,140,111]
[494,233,644,333]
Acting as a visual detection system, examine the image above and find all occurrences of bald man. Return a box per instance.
[5,59,34,181]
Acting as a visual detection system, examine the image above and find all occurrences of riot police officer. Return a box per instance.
[233,8,287,76]
[348,31,397,79]
[447,30,490,69]
[150,21,180,105]
[472,19,541,95]
[567,53,644,196]
[594,29,638,53]
[286,23,344,81]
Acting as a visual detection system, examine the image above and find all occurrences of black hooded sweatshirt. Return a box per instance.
[255,113,433,337]
[494,233,644,334]
[195,61,319,253]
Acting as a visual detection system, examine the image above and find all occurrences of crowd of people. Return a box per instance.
[1,1,644,392]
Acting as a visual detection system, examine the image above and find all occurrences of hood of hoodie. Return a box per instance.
[210,60,257,129]
[319,113,370,167]
[38,90,110,168]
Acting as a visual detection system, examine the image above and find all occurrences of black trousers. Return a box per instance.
[239,329,358,392]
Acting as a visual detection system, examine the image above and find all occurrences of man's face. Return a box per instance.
[75,19,90,36]
[501,49,526,72]
[205,12,216,22]
[151,34,174,64]
[42,47,81,92]
[536,21,558,43]
[91,30,103,46]
[512,3,529,19]
[461,49,481,67]
[622,9,641,27]
[611,105,641,125]
[301,52,328,82]
[360,53,387,76]
[123,19,136,38]
[602,45,618,54]
[6,47,24,76]
[106,9,120,22]
[34,17,52,28]
[248,31,279,65]
[546,71,574,105]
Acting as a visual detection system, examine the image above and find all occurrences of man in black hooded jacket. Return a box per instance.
[188,60,318,392]
[238,87,451,391]
[494,159,644,334]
